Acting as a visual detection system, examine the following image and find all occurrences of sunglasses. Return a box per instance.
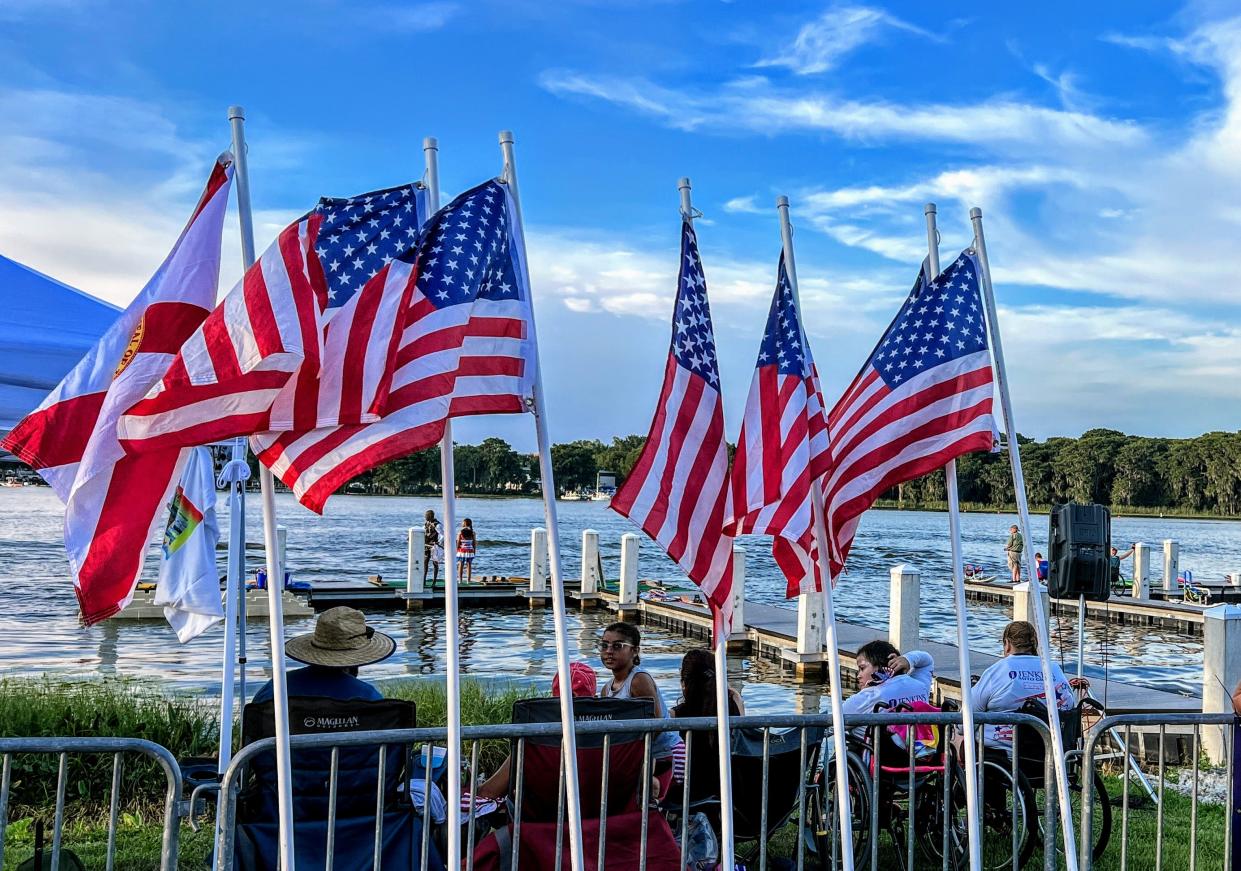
[598,641,634,652]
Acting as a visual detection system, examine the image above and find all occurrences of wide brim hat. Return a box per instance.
[285,606,396,668]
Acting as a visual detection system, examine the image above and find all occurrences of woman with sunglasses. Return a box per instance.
[598,621,680,796]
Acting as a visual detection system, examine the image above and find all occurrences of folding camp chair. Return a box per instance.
[234,695,444,871]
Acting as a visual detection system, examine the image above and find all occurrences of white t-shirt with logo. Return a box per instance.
[840,650,935,725]
[971,654,1073,748]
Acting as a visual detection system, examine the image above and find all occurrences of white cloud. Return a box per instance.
[755,5,939,75]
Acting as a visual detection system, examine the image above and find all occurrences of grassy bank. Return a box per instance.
[871,498,1239,521]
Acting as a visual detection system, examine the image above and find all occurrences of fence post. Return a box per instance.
[407,527,426,596]
[1133,541,1150,599]
[1012,581,1050,635]
[728,545,748,650]
[1203,604,1241,763]
[581,529,600,596]
[618,533,640,620]
[1163,539,1179,593]
[889,564,920,652]
[529,527,549,603]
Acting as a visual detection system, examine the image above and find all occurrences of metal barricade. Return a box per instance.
[211,710,1056,871]
[0,736,183,871]
[1081,713,1237,871]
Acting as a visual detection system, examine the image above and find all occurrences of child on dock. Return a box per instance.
[456,518,477,583]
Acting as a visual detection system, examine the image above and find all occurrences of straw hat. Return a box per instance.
[285,607,396,668]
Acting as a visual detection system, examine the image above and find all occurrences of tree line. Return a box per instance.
[344,428,1241,516]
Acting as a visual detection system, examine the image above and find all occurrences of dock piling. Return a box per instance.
[406,527,425,601]
[1012,581,1050,635]
[728,546,748,651]
[580,529,600,595]
[528,528,549,607]
[618,533,640,621]
[276,524,287,583]
[1203,604,1241,763]
[1163,539,1180,593]
[1133,542,1150,599]
[888,564,920,651]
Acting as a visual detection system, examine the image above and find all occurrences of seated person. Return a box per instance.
[252,605,393,703]
[1035,552,1049,582]
[598,622,680,798]
[970,620,1074,751]
[668,648,743,801]
[476,662,598,800]
[840,640,935,734]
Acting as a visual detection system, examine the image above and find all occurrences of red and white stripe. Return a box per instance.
[115,211,326,451]
[1,156,233,624]
[824,350,996,575]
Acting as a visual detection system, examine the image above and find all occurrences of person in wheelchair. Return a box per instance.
[839,640,936,737]
[970,620,1076,751]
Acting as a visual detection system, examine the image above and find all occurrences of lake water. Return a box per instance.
[2,487,1236,712]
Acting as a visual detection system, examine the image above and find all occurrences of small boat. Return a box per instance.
[590,488,613,502]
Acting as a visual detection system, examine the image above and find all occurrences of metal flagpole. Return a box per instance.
[215,437,250,832]
[499,130,585,871]
[228,105,297,871]
[423,135,466,869]
[678,177,737,871]
[776,195,855,871]
[925,203,983,870]
[969,206,1079,870]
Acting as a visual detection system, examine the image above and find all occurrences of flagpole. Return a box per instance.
[228,105,297,871]
[969,206,1080,870]
[776,195,855,871]
[499,130,585,871]
[925,203,983,870]
[423,135,465,869]
[678,177,737,871]
[215,437,250,829]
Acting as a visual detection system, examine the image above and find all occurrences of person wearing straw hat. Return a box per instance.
[253,606,395,703]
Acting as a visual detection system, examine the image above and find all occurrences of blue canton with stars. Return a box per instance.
[755,255,811,376]
[313,182,426,308]
[870,251,989,389]
[671,221,720,387]
[415,180,520,309]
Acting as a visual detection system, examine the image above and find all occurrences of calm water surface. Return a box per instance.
[2,488,1236,711]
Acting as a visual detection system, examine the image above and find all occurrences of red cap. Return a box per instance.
[552,662,597,698]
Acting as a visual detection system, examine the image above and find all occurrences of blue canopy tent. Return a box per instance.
[0,253,120,435]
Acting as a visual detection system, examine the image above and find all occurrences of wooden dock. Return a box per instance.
[963,580,1207,635]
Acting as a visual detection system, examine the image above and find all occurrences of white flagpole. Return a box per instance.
[925,203,983,870]
[423,136,466,869]
[215,437,250,832]
[969,206,1079,870]
[498,130,585,871]
[228,105,296,871]
[776,195,855,871]
[677,177,737,871]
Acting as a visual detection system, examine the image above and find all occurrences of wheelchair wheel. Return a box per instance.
[809,747,871,869]
[923,758,1036,870]
[1036,763,1112,862]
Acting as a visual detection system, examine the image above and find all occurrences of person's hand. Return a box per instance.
[888,654,911,676]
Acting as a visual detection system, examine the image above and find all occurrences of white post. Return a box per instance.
[228,104,295,871]
[1203,604,1241,763]
[422,135,467,869]
[499,130,585,871]
[777,194,854,871]
[795,588,826,655]
[888,564,920,652]
[216,437,249,835]
[276,524,287,584]
[1133,542,1150,599]
[581,529,600,595]
[971,206,1078,870]
[680,178,736,871]
[529,527,549,594]
[926,203,982,868]
[729,545,747,643]
[618,532,640,607]
[1163,539,1180,592]
[406,527,425,595]
[1012,581,1050,636]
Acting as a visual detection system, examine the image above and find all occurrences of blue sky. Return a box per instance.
[4,0,1240,451]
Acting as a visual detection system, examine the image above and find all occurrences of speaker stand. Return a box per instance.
[1076,594,1086,685]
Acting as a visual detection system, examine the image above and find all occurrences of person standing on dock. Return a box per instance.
[456,518,477,584]
[1005,524,1024,583]
[424,509,444,587]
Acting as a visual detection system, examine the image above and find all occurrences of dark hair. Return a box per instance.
[676,648,716,717]
[1003,621,1038,655]
[460,518,475,540]
[463,518,473,528]
[604,621,641,665]
[856,640,899,670]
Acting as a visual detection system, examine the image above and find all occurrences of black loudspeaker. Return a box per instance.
[1047,503,1111,601]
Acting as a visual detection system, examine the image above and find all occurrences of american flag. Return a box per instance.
[610,220,734,638]
[116,183,427,451]
[725,255,832,598]
[251,179,537,512]
[824,251,997,574]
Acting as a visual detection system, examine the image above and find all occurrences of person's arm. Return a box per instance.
[1119,547,1134,560]
[897,650,935,686]
[629,672,660,705]
[476,757,510,800]
[971,666,995,712]
[729,687,745,716]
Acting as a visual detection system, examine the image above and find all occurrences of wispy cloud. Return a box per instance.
[755,4,940,75]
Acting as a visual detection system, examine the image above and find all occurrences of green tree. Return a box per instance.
[551,440,601,492]
[477,437,525,490]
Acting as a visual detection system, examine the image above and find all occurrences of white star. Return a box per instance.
[351,257,364,270]
[367,243,378,255]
